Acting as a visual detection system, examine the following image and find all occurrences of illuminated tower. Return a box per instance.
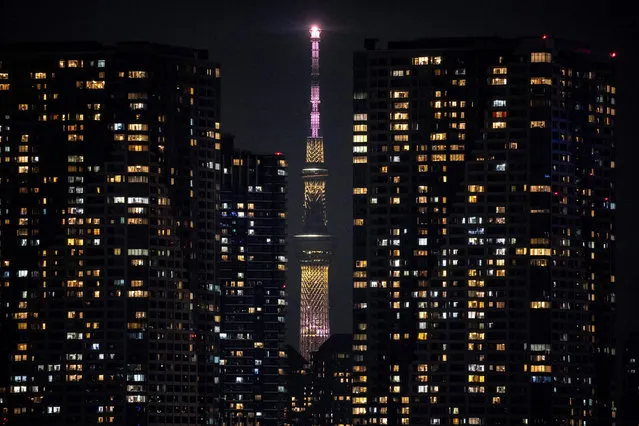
[296,25,332,360]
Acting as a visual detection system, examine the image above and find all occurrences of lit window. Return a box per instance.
[530,248,551,256]
[85,81,105,89]
[530,77,552,85]
[128,71,148,79]
[529,185,550,192]
[391,91,409,99]
[530,52,552,63]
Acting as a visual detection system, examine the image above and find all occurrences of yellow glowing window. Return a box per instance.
[128,134,148,142]
[531,52,552,63]
[128,123,148,131]
[353,135,367,143]
[128,71,148,79]
[127,165,149,173]
[529,365,552,373]
[530,77,552,85]
[430,133,446,141]
[86,81,105,89]
[530,248,551,256]
[353,124,368,132]
[353,113,367,121]
[530,301,550,309]
[530,121,546,128]
[353,187,368,195]
[530,185,551,192]
[391,91,409,99]
[489,77,507,85]
[492,121,507,129]
[392,112,409,120]
[353,156,367,164]
[492,67,507,75]
[432,154,447,162]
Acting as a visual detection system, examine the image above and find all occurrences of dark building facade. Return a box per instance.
[0,42,221,425]
[218,136,288,424]
[620,333,639,425]
[285,344,312,426]
[352,37,616,425]
[308,334,353,426]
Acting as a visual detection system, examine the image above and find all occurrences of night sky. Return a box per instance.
[1,0,637,348]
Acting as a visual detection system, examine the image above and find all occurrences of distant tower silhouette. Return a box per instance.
[296,25,333,359]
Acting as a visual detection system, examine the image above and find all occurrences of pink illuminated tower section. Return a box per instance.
[295,25,333,360]
[310,25,321,138]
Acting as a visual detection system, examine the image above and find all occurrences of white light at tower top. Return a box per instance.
[310,25,321,39]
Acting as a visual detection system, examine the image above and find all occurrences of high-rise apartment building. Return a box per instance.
[296,26,333,360]
[284,345,312,426]
[218,136,288,424]
[0,42,221,425]
[352,37,616,425]
[620,333,639,425]
[308,334,353,426]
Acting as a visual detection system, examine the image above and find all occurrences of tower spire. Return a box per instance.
[309,25,321,138]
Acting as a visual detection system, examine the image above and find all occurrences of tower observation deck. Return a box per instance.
[296,25,333,360]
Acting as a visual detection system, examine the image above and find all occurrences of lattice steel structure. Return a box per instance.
[296,25,333,360]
